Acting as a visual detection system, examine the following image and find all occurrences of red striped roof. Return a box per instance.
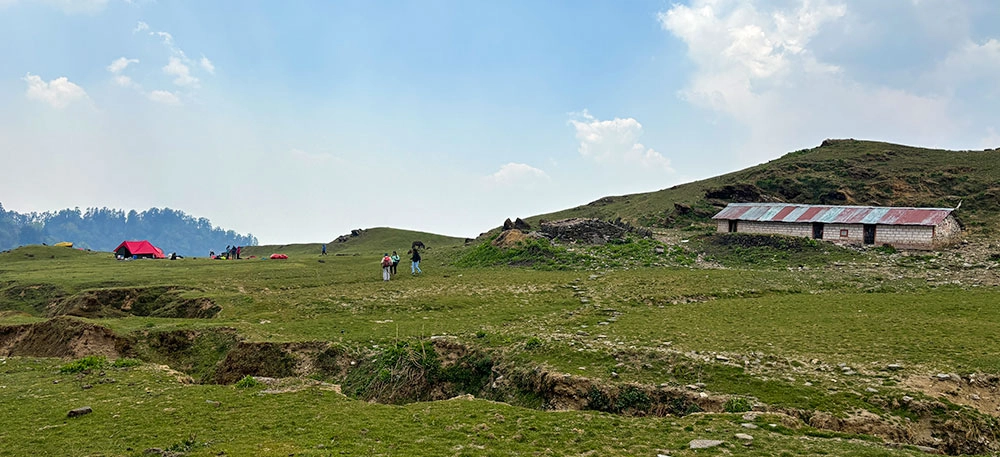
[712,203,954,226]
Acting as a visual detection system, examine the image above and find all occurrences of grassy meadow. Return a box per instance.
[2,226,1000,456]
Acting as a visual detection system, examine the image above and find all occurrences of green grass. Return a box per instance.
[0,357,932,456]
[2,238,999,455]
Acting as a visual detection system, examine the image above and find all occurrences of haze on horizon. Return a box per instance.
[1,0,998,244]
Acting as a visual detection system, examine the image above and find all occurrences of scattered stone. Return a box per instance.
[914,445,940,454]
[68,406,93,418]
[866,387,879,393]
[580,298,590,304]
[886,363,903,371]
[936,373,951,381]
[741,423,758,429]
[689,439,724,449]
[206,400,221,407]
[804,382,813,386]
[686,384,700,390]
[81,384,93,390]
[742,412,761,421]
[971,394,981,401]
[589,275,599,280]
[735,433,754,441]
[53,380,59,384]
[654,246,665,254]
[715,355,730,362]
[902,396,914,402]
[513,218,531,231]
[842,370,856,376]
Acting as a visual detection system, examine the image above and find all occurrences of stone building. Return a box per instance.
[712,203,961,250]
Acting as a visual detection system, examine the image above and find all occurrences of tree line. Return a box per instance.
[0,203,257,257]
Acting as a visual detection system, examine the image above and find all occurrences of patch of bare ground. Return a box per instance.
[47,287,220,319]
[0,316,125,358]
[902,373,1000,416]
[250,376,343,395]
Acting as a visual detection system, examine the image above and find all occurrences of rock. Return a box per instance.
[503,218,515,230]
[866,387,879,393]
[715,355,730,362]
[741,423,758,429]
[735,433,754,441]
[936,373,951,381]
[842,370,856,376]
[742,412,761,421]
[674,202,693,215]
[689,439,724,449]
[972,394,981,401]
[82,384,93,390]
[68,406,93,418]
[886,363,903,371]
[514,218,531,231]
[654,246,665,254]
[686,384,700,390]
[902,395,914,402]
[539,217,649,243]
[914,445,940,454]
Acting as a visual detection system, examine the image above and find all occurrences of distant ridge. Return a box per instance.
[529,139,1000,235]
[242,227,467,258]
[0,205,257,256]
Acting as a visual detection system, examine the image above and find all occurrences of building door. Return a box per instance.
[812,223,824,239]
[728,220,738,233]
[863,225,876,245]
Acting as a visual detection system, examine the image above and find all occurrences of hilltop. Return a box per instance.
[530,139,1000,235]
[241,227,468,258]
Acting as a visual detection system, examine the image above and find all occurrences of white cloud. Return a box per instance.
[486,163,549,186]
[147,90,180,105]
[154,31,174,47]
[23,73,88,109]
[107,57,139,74]
[163,56,198,87]
[114,75,137,88]
[930,38,1000,93]
[133,21,149,33]
[199,56,215,74]
[658,0,966,162]
[568,110,673,172]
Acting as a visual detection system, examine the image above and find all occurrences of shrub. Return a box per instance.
[724,396,753,413]
[234,375,263,388]
[524,337,543,350]
[875,244,898,255]
[59,355,106,374]
[111,358,142,368]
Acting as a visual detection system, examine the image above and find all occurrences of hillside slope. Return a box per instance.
[531,139,1000,235]
[241,227,468,258]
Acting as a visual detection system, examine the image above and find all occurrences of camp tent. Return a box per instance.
[114,240,165,259]
[54,241,73,248]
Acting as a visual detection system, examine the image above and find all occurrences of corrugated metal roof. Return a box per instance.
[712,203,954,226]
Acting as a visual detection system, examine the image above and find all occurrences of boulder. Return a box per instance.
[68,406,93,418]
[514,218,531,231]
[689,439,724,449]
[503,218,515,230]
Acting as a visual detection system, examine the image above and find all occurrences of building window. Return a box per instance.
[840,229,849,238]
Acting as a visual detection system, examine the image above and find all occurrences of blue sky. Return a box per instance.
[1,0,998,244]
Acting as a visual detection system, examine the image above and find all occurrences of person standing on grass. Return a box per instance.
[321,244,327,255]
[381,253,393,281]
[390,251,400,275]
[410,248,422,275]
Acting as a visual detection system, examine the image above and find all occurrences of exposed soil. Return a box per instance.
[47,287,220,319]
[0,316,126,358]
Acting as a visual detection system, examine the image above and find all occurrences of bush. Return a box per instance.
[59,356,106,374]
[111,358,142,368]
[724,396,753,413]
[235,375,263,388]
[875,244,898,254]
[524,337,543,350]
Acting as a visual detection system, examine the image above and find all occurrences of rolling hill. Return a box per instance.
[529,139,1000,235]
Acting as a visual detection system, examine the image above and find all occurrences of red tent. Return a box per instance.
[114,240,165,259]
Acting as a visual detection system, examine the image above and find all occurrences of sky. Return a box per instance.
[1,0,998,244]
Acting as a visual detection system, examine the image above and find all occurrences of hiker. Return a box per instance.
[321,244,327,255]
[390,251,400,275]
[236,246,241,260]
[410,248,422,274]
[381,253,392,281]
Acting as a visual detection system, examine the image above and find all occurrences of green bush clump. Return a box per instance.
[524,337,543,350]
[874,244,898,254]
[456,239,575,269]
[235,375,263,388]
[59,355,106,374]
[111,358,142,368]
[724,396,753,413]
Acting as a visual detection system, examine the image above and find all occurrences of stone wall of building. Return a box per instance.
[735,221,812,238]
[823,224,864,243]
[934,215,962,246]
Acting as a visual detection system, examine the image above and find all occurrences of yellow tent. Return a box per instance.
[54,241,73,248]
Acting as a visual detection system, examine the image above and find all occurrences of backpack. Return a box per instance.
[381,256,392,267]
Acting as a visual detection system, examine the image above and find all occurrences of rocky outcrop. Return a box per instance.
[539,218,651,244]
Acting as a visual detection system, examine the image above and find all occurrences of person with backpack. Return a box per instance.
[410,248,422,275]
[390,251,400,275]
[381,253,392,281]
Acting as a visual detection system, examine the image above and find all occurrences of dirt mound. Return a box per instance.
[213,341,332,384]
[48,287,220,319]
[492,229,534,248]
[0,316,125,358]
[0,283,68,314]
